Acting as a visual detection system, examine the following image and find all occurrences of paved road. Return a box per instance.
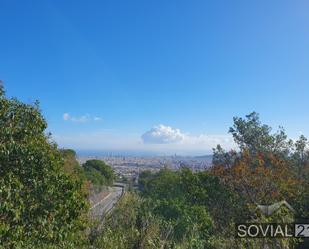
[90,186,123,219]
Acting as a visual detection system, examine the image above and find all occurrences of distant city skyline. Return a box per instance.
[1,1,309,155]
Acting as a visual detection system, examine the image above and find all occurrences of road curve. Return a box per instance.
[90,186,123,219]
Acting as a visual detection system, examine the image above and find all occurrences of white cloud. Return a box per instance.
[142,125,186,144]
[141,124,235,151]
[63,113,102,123]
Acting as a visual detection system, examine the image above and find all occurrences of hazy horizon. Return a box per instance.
[73,149,214,157]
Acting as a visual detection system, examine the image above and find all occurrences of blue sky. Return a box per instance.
[1,0,309,155]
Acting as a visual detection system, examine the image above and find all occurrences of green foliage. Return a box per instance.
[91,192,141,248]
[138,170,155,192]
[83,159,115,187]
[139,168,242,246]
[91,192,212,249]
[0,89,89,248]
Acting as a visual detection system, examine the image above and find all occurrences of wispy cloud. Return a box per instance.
[94,116,103,121]
[62,113,102,123]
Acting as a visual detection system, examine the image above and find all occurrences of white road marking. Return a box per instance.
[90,193,111,210]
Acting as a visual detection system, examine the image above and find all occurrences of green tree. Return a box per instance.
[0,86,88,248]
[229,112,292,156]
[60,149,86,181]
[83,159,115,187]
